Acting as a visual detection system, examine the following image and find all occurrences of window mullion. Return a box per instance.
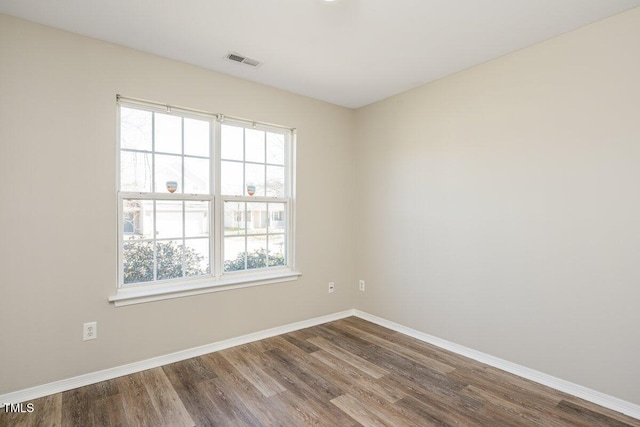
[213,119,223,279]
[151,113,157,281]
[287,131,295,270]
[243,202,248,271]
[120,192,210,201]
[181,118,186,279]
[266,202,270,268]
[151,112,156,194]
[263,130,267,198]
[153,199,157,282]
[117,194,124,286]
[181,201,186,279]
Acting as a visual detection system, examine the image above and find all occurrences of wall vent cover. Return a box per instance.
[226,52,262,67]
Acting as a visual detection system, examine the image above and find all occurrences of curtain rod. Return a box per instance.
[116,94,296,132]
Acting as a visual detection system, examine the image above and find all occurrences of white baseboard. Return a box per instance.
[0,309,355,404]
[3,308,639,422]
[353,310,640,421]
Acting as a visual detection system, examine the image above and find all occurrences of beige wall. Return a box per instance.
[355,8,640,404]
[0,14,356,394]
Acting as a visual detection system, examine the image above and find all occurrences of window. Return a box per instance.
[220,122,288,273]
[114,97,297,305]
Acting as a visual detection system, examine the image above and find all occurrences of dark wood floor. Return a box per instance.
[2,317,639,427]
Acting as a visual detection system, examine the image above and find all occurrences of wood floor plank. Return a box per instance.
[310,349,406,404]
[60,380,123,427]
[462,384,584,427]
[0,394,62,427]
[162,363,223,426]
[314,323,466,394]
[214,373,298,427]
[341,318,477,369]
[309,323,380,360]
[3,317,640,427]
[331,393,426,427]
[199,352,304,426]
[138,369,194,427]
[556,400,639,427]
[334,322,456,374]
[199,376,264,426]
[307,336,389,379]
[265,347,345,401]
[448,366,564,412]
[161,357,216,390]
[220,346,286,397]
[378,372,494,426]
[395,394,480,427]
[331,394,397,427]
[340,316,400,338]
[32,394,62,427]
[276,390,360,427]
[87,395,127,427]
[259,348,358,426]
[268,335,404,404]
[559,397,640,427]
[114,373,165,427]
[281,331,321,353]
[59,387,90,427]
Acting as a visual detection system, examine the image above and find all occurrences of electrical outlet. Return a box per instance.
[359,280,365,291]
[83,321,97,341]
[328,282,335,293]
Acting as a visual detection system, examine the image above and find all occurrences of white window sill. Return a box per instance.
[109,270,302,307]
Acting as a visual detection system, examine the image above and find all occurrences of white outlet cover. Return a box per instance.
[83,321,97,341]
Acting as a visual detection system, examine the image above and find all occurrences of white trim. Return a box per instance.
[353,310,640,421]
[0,310,356,405]
[109,270,302,306]
[2,308,638,421]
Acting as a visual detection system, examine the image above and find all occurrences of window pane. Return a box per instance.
[185,238,210,276]
[224,236,246,272]
[121,107,152,151]
[184,157,209,194]
[123,199,154,239]
[268,203,286,234]
[155,113,182,154]
[155,154,182,193]
[185,201,209,237]
[221,124,243,161]
[245,129,265,163]
[221,161,243,196]
[156,240,184,280]
[184,118,209,157]
[156,201,183,239]
[247,203,267,235]
[224,202,246,236]
[123,241,154,284]
[266,132,285,165]
[247,236,267,270]
[121,151,152,192]
[266,166,285,197]
[268,234,286,267]
[245,163,265,197]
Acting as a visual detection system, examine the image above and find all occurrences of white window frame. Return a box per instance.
[110,96,299,306]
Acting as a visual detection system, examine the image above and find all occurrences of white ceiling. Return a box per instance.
[1,0,639,109]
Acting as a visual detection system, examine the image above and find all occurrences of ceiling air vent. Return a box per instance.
[226,52,262,67]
